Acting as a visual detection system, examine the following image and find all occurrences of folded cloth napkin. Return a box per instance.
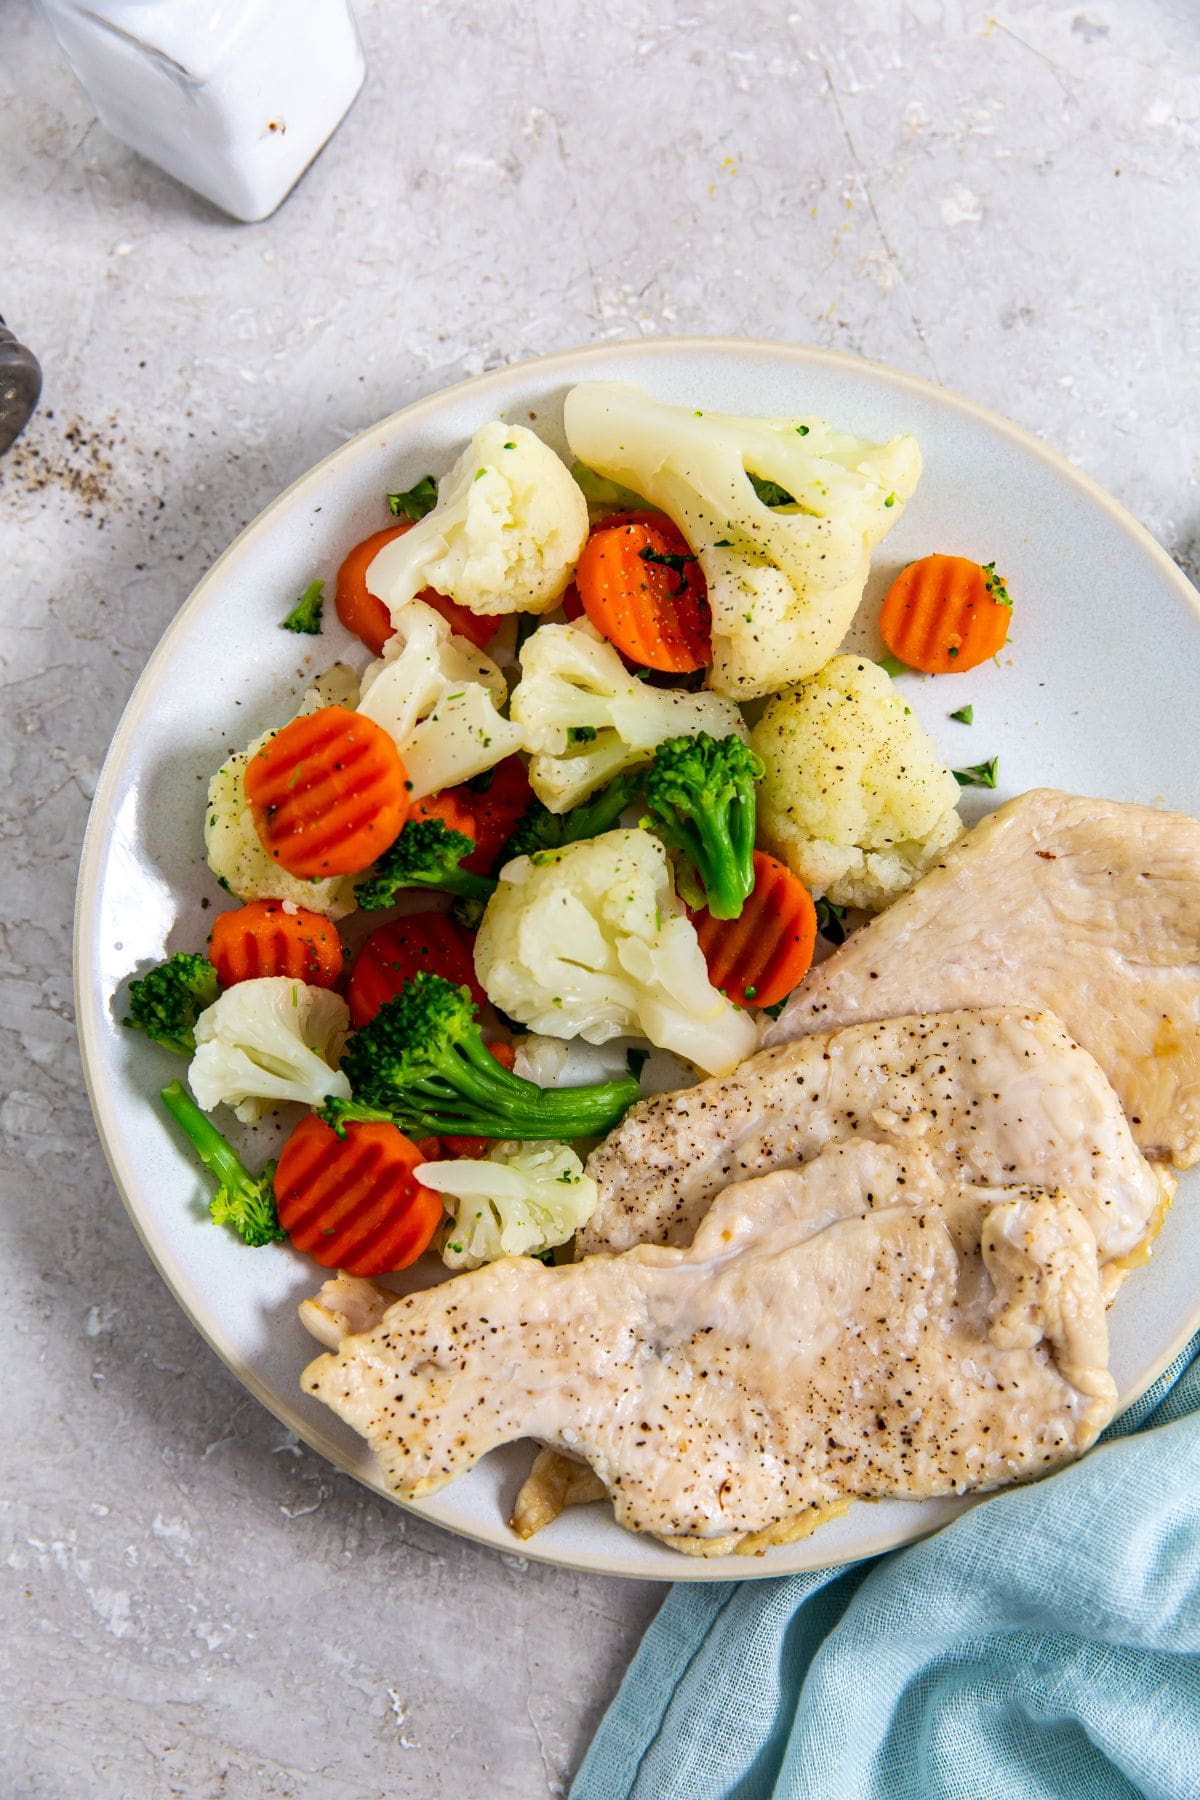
[572,1335,1200,1800]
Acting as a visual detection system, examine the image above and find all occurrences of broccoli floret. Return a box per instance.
[281,579,324,634]
[386,473,438,520]
[160,1080,284,1246]
[323,972,639,1141]
[123,953,220,1054]
[642,732,765,919]
[355,817,499,913]
[503,769,645,862]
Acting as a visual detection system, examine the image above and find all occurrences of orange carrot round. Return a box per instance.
[335,524,410,655]
[879,554,1012,674]
[275,1113,443,1275]
[335,522,502,656]
[347,913,486,1029]
[457,756,533,872]
[208,900,343,989]
[412,784,478,841]
[245,704,410,879]
[414,756,532,875]
[689,850,817,1009]
[575,513,711,672]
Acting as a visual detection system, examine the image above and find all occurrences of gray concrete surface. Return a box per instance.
[2,1,1197,1795]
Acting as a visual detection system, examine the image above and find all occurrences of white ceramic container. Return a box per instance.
[39,0,365,221]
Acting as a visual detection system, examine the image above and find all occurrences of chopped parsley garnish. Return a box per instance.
[876,654,908,679]
[982,561,1012,608]
[883,492,896,507]
[281,578,324,635]
[814,897,848,945]
[953,758,999,789]
[638,544,697,595]
[949,704,974,725]
[794,424,810,436]
[386,474,438,520]
[568,725,598,743]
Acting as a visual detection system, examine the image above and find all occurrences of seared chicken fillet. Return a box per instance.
[302,1140,1116,1551]
[580,1007,1167,1269]
[766,790,1200,1168]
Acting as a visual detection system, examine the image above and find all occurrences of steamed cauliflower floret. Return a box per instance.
[509,619,747,811]
[417,1140,598,1271]
[188,977,351,1123]
[474,829,758,1076]
[356,598,524,797]
[751,655,963,911]
[205,666,359,917]
[563,381,920,699]
[365,423,588,619]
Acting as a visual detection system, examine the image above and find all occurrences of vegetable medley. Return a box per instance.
[124,382,1011,1279]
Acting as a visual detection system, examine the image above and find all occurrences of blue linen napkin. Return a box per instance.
[572,1335,1200,1800]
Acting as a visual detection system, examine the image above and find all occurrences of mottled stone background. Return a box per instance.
[2,2,1197,1795]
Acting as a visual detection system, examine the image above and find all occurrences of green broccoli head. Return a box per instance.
[124,953,220,1055]
[642,732,765,920]
[323,971,638,1141]
[160,1081,284,1247]
[386,473,438,521]
[355,817,499,912]
[281,579,324,634]
[502,768,646,863]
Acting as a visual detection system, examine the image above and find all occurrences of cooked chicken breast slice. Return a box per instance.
[509,1449,607,1539]
[298,1274,398,1350]
[580,1007,1167,1266]
[765,789,1200,1168]
[302,1140,1116,1552]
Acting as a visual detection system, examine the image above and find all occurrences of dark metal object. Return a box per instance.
[0,317,42,455]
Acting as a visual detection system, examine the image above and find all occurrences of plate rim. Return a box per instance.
[74,334,1200,1582]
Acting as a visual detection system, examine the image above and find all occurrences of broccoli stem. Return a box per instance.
[642,734,763,920]
[667,800,755,920]
[329,1054,638,1140]
[326,973,641,1142]
[427,1030,636,1137]
[504,768,645,861]
[160,1081,284,1247]
[399,865,495,903]
[571,770,644,838]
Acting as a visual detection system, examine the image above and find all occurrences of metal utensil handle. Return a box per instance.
[0,316,42,455]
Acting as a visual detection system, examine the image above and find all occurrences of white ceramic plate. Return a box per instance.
[75,339,1200,1582]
